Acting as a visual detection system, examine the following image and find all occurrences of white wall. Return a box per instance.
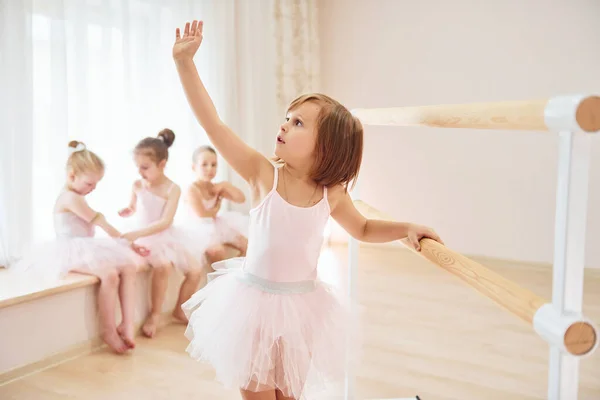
[319,0,600,267]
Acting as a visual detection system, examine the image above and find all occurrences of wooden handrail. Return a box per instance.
[354,200,597,356]
[354,200,546,323]
[352,96,600,132]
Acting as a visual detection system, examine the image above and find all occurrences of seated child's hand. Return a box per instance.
[119,207,134,217]
[406,224,444,252]
[209,183,224,198]
[131,243,150,257]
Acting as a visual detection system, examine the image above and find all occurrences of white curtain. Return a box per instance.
[0,0,34,267]
[0,0,320,266]
[223,0,321,212]
[273,0,320,116]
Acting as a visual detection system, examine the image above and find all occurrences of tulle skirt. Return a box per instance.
[182,259,357,398]
[135,227,200,272]
[212,211,249,243]
[12,237,145,280]
[174,212,249,262]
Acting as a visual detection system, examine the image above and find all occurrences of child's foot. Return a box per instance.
[102,330,129,354]
[117,322,136,349]
[142,313,160,338]
[172,307,189,324]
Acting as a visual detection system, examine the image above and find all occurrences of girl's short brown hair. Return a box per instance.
[283,93,363,190]
[134,128,175,164]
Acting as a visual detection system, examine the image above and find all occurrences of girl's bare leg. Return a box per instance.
[142,263,171,338]
[206,244,228,264]
[272,340,308,400]
[115,263,137,348]
[173,260,204,323]
[227,234,248,257]
[274,391,296,400]
[240,388,277,400]
[73,267,128,353]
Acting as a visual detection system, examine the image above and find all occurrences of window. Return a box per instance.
[28,4,214,242]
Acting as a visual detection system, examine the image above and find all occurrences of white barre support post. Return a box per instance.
[345,179,361,400]
[546,130,592,399]
[544,95,596,399]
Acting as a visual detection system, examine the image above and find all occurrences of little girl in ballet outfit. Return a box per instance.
[13,141,147,353]
[181,145,248,278]
[119,129,202,337]
[174,20,444,400]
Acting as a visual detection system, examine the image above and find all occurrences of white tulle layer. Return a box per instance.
[135,227,200,271]
[173,212,249,263]
[12,237,145,279]
[178,212,248,253]
[182,261,357,398]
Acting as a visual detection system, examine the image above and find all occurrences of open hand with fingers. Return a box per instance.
[173,20,203,61]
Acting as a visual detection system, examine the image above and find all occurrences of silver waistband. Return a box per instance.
[236,271,317,294]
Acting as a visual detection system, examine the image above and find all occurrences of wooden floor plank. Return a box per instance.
[1,245,598,399]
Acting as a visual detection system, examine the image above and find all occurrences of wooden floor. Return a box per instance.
[1,245,599,399]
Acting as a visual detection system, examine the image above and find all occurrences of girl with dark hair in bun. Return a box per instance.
[120,129,202,338]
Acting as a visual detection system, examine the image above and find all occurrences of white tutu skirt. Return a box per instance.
[12,237,145,280]
[213,211,249,242]
[182,259,357,398]
[175,212,249,261]
[136,227,199,272]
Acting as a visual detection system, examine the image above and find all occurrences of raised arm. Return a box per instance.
[122,185,182,241]
[329,187,442,252]
[64,193,122,238]
[173,20,272,185]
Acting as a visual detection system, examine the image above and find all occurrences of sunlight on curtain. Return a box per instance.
[28,1,216,241]
[1,0,320,262]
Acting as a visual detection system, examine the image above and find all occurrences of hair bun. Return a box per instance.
[68,140,86,149]
[158,128,175,148]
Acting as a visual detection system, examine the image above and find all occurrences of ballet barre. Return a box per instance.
[346,95,600,400]
[354,200,597,357]
[351,95,600,132]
